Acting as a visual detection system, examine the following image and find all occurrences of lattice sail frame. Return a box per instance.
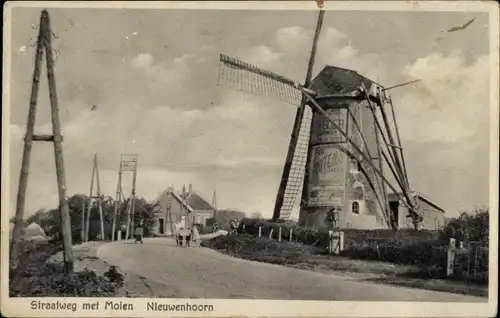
[218,54,303,106]
[217,54,420,225]
[218,54,311,220]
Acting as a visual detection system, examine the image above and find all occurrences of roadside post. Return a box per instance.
[328,230,344,255]
[447,238,456,277]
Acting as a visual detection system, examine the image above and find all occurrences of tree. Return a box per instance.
[439,208,489,244]
[26,193,158,243]
[251,212,263,219]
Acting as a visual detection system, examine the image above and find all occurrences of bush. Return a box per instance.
[202,234,318,265]
[103,266,124,287]
[238,218,439,250]
[237,216,489,285]
[9,240,123,297]
[439,209,489,244]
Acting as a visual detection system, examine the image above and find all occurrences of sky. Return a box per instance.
[5,6,492,219]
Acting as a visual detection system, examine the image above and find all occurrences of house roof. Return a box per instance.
[153,189,193,212]
[387,191,445,213]
[181,192,214,210]
[153,188,214,212]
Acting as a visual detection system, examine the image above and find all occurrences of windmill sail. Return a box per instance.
[217,54,303,106]
[278,107,312,220]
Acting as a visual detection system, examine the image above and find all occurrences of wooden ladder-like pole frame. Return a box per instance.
[10,9,74,272]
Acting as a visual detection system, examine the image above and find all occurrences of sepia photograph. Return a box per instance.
[1,1,498,317]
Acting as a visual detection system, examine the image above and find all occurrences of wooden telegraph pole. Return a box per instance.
[120,154,138,240]
[10,10,74,272]
[111,163,122,241]
[84,154,105,241]
[212,189,217,218]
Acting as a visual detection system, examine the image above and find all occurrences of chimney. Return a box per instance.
[189,184,193,194]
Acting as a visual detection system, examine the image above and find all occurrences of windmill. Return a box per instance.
[216,8,423,229]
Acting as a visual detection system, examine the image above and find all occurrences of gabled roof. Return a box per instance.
[181,192,214,210]
[387,191,445,213]
[153,188,214,212]
[153,189,193,212]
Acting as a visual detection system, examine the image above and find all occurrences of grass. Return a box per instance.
[9,240,124,297]
[202,234,488,297]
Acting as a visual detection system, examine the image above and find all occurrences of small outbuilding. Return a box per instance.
[388,191,446,230]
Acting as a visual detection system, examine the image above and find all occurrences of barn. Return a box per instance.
[151,185,215,236]
[388,192,446,230]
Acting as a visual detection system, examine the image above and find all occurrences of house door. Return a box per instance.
[159,218,165,234]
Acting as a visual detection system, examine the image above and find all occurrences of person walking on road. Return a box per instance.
[134,221,144,244]
[191,225,200,247]
[174,221,182,247]
[185,228,191,247]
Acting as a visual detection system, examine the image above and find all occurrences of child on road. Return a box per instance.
[191,225,200,247]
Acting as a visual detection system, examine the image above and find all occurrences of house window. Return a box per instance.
[352,201,360,214]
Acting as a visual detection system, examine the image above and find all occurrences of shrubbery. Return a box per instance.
[237,218,440,249]
[24,194,158,243]
[234,209,489,285]
[202,234,316,265]
[9,240,124,297]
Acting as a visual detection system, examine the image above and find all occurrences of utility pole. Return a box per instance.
[212,189,217,218]
[10,10,74,272]
[85,155,95,242]
[95,155,105,239]
[120,154,138,240]
[81,198,86,242]
[111,164,122,241]
[129,159,138,239]
[84,154,105,241]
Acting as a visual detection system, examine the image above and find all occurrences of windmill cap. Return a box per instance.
[310,65,381,97]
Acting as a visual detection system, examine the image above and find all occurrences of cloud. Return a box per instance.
[131,52,155,69]
[242,45,283,68]
[276,26,311,51]
[396,49,489,143]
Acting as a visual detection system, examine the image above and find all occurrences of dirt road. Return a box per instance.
[97,237,486,301]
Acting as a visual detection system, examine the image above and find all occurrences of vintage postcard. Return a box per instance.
[1,1,498,317]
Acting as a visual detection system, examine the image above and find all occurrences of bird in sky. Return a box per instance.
[447,16,476,32]
[90,105,97,111]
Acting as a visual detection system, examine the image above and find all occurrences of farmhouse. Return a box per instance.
[388,192,446,230]
[151,185,215,236]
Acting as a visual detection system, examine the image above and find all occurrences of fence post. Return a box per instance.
[269,228,274,240]
[258,226,261,238]
[289,229,293,242]
[339,231,344,252]
[278,227,282,242]
[446,238,456,277]
[328,230,333,254]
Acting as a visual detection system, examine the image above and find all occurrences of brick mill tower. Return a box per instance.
[298,67,387,229]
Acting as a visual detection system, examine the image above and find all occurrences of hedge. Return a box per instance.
[237,218,488,284]
[237,218,441,250]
